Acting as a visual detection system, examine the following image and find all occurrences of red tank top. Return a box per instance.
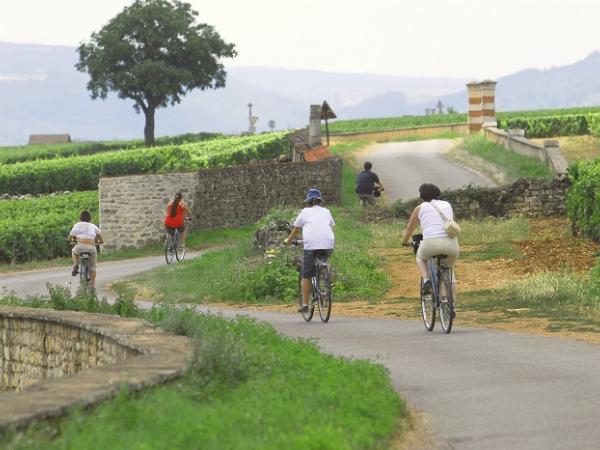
[164,203,185,228]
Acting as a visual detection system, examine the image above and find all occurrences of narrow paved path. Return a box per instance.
[0,252,203,300]
[355,139,495,202]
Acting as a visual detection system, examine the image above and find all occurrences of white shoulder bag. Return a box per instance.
[430,202,461,238]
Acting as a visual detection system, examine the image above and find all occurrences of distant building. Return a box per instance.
[28,134,71,145]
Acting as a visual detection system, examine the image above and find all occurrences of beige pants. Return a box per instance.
[72,243,97,272]
[416,237,459,268]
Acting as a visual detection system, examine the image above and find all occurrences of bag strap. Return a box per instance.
[429,201,449,222]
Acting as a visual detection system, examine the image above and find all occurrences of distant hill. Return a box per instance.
[0,42,466,145]
[2,42,600,145]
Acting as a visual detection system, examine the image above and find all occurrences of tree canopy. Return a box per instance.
[76,0,236,146]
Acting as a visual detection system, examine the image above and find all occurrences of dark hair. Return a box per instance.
[80,210,91,222]
[364,161,373,170]
[170,192,183,218]
[307,198,322,206]
[419,183,441,202]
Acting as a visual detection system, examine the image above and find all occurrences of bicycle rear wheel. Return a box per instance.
[80,258,90,284]
[438,269,454,334]
[316,262,332,323]
[175,232,186,262]
[165,233,175,264]
[420,278,435,331]
[298,272,314,322]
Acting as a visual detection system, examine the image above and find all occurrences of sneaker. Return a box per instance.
[421,279,432,296]
[71,265,79,276]
[298,305,309,313]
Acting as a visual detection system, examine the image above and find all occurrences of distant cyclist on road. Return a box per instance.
[355,161,385,207]
[165,192,192,248]
[401,183,460,304]
[68,210,104,286]
[284,188,335,313]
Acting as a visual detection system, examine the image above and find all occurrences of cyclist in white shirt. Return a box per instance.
[68,210,104,286]
[285,188,335,313]
[402,183,460,304]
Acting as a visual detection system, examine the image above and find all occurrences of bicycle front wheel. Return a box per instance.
[316,263,332,323]
[165,234,175,264]
[420,278,435,331]
[439,269,454,334]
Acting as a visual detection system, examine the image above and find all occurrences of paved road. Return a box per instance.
[0,252,203,300]
[355,139,495,202]
[4,257,600,449]
[189,306,600,450]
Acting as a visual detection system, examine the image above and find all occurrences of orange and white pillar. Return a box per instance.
[480,80,497,127]
[467,81,483,133]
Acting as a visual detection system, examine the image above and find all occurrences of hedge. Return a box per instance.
[0,133,290,195]
[566,160,600,241]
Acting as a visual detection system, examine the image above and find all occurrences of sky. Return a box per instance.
[1,0,599,79]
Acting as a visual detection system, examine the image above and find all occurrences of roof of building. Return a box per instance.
[303,146,334,162]
[28,134,71,145]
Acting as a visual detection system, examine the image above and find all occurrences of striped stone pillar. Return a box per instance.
[466,81,482,133]
[481,80,497,127]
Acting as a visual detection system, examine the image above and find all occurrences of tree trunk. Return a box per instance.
[144,105,156,147]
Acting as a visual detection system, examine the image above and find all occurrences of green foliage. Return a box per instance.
[566,159,600,240]
[238,250,299,302]
[326,113,467,134]
[76,0,236,145]
[0,132,221,164]
[0,191,98,263]
[0,133,289,195]
[496,107,600,138]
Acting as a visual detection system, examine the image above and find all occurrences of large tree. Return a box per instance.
[76,0,236,146]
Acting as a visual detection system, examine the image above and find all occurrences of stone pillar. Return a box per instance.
[481,80,497,127]
[466,81,482,133]
[308,104,322,148]
[544,139,569,178]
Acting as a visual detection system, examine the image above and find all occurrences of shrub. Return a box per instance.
[566,159,600,240]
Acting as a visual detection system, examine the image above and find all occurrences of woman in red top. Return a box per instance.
[164,192,192,247]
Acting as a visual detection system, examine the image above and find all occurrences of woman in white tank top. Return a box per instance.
[401,183,460,301]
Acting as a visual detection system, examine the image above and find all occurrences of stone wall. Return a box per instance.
[483,126,570,177]
[394,178,570,220]
[0,306,191,432]
[99,158,342,250]
[1,316,138,391]
[328,123,469,144]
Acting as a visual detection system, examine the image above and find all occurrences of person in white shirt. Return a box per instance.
[68,210,104,286]
[401,183,460,304]
[285,188,335,313]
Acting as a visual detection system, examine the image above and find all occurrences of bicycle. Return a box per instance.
[165,219,190,264]
[291,240,332,323]
[410,234,454,333]
[79,251,92,284]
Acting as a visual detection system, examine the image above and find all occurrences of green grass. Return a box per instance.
[459,134,554,181]
[459,217,531,245]
[114,209,390,304]
[1,293,405,450]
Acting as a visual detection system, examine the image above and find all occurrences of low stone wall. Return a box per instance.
[99,158,342,251]
[394,178,570,220]
[329,123,469,144]
[483,127,569,177]
[0,306,191,432]
[446,178,570,219]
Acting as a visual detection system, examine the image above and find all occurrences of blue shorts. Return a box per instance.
[302,249,333,278]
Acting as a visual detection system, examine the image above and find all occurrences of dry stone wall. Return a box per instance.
[1,316,138,392]
[394,178,570,220]
[100,158,342,250]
